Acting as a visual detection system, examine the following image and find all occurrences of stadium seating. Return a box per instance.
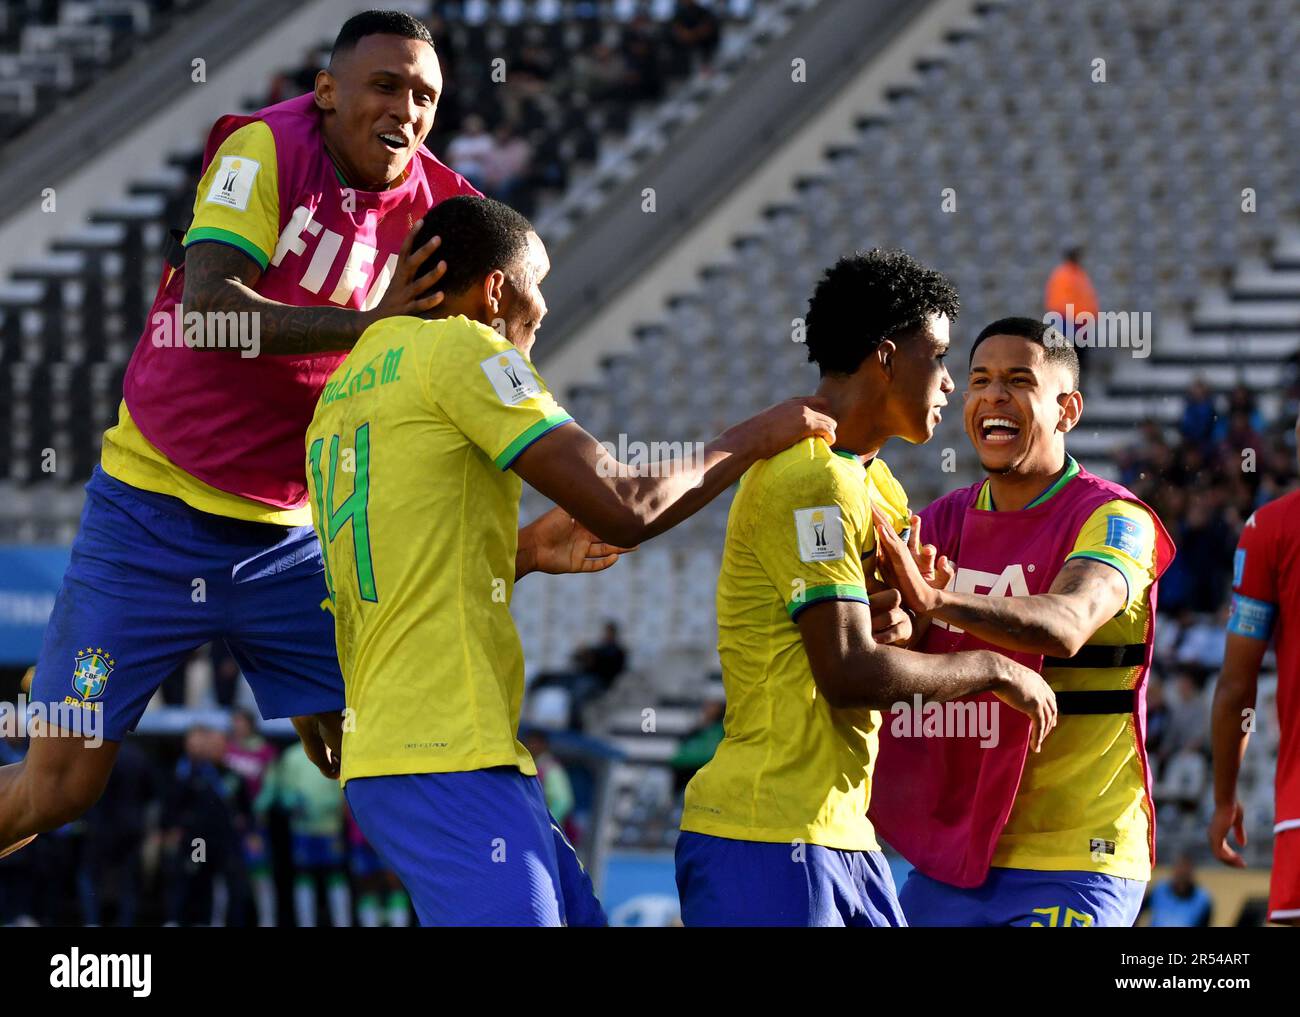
[0,0,210,142]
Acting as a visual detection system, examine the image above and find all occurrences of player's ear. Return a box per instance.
[314,68,336,111]
[1057,389,1083,433]
[482,270,507,318]
[875,339,897,379]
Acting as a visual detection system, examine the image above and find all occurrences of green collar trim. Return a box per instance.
[979,455,1080,511]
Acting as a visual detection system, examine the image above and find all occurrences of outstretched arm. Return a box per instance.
[515,506,635,580]
[511,398,836,548]
[796,599,1058,752]
[874,506,1129,658]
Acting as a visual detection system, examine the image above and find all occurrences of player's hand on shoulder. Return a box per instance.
[868,587,912,646]
[745,396,836,458]
[366,219,448,325]
[988,655,1057,753]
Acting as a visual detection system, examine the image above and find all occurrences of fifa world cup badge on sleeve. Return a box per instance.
[795,506,844,562]
[205,156,261,211]
[481,350,541,405]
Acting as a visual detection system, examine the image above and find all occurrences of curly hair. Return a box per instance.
[804,248,960,376]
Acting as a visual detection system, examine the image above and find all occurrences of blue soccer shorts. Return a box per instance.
[899,866,1146,926]
[345,766,607,927]
[675,830,907,927]
[30,467,344,741]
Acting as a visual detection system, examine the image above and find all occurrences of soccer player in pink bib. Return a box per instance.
[870,317,1175,926]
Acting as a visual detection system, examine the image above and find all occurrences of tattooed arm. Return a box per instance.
[874,509,1129,659]
[923,559,1128,658]
[181,220,447,356]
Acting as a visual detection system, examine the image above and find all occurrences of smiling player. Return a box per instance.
[870,317,1175,927]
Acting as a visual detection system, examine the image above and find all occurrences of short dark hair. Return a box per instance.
[330,9,433,63]
[413,195,535,297]
[969,316,1081,389]
[804,248,959,376]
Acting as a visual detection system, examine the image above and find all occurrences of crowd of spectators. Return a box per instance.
[1126,364,1300,851]
[0,709,408,927]
[0,615,616,926]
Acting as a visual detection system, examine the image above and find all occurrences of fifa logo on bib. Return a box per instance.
[932,564,1030,633]
[71,648,115,700]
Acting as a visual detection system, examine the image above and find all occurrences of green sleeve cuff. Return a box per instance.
[185,226,271,270]
[786,583,870,620]
[495,414,573,469]
[1066,549,1140,611]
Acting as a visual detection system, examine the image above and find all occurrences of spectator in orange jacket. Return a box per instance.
[1045,247,1099,372]
[1045,247,1100,323]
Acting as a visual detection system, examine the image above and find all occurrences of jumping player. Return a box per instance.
[0,11,598,858]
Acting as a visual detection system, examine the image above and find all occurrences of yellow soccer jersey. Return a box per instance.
[681,440,911,851]
[305,314,572,785]
[992,497,1158,879]
[101,121,296,523]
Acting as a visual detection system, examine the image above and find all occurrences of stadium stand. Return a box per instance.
[0,0,212,142]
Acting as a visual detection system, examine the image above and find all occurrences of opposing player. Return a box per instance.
[305,195,839,926]
[0,11,599,859]
[674,253,1058,927]
[870,317,1175,927]
[1209,410,1300,925]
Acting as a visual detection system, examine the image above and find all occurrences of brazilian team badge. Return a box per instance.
[72,648,115,701]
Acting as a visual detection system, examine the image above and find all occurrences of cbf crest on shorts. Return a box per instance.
[72,648,115,701]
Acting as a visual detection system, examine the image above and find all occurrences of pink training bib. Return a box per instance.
[123,93,479,509]
[868,466,1173,887]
